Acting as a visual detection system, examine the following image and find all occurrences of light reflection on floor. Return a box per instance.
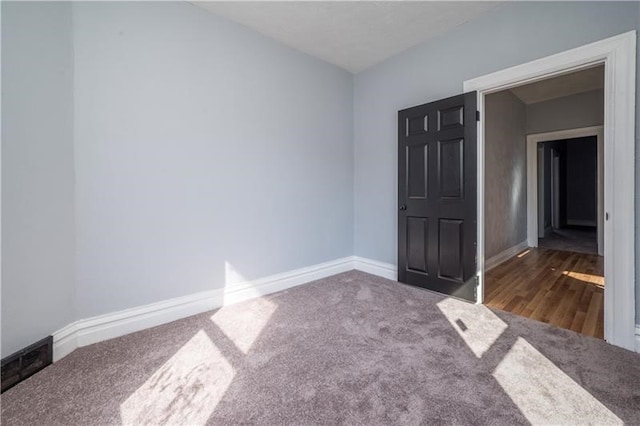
[211,297,277,354]
[436,298,508,358]
[120,330,235,426]
[439,296,621,424]
[563,270,605,288]
[120,285,620,425]
[493,337,621,424]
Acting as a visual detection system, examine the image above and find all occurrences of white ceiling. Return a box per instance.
[510,65,604,105]
[193,1,502,73]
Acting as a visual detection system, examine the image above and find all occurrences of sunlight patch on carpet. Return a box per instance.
[211,296,277,354]
[120,330,234,425]
[436,297,507,358]
[493,337,622,424]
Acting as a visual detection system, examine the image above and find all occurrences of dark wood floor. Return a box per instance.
[485,248,604,339]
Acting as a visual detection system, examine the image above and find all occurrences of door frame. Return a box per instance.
[526,126,604,256]
[551,149,560,229]
[537,144,545,239]
[463,30,636,351]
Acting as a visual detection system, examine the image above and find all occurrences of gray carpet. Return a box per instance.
[2,271,639,425]
[538,227,598,255]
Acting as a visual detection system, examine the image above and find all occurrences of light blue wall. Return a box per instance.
[353,2,639,319]
[1,2,75,357]
[73,2,354,318]
[3,1,639,355]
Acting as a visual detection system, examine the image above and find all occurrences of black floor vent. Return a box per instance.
[1,336,53,393]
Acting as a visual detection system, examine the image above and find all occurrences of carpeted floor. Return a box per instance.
[2,271,639,425]
[538,227,598,255]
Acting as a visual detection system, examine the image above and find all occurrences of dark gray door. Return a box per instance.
[398,92,477,302]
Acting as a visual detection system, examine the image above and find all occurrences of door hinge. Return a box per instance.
[476,110,480,121]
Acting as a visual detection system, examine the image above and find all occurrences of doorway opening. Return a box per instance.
[538,137,598,254]
[535,134,603,256]
[463,31,636,350]
[480,66,606,339]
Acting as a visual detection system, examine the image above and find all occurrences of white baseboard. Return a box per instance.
[352,256,397,281]
[485,241,529,271]
[53,256,354,361]
[51,254,639,361]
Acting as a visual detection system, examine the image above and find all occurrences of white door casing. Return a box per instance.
[464,31,636,351]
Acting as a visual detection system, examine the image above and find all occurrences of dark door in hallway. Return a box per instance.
[397,92,477,302]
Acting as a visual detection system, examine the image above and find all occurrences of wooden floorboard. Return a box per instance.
[485,248,604,339]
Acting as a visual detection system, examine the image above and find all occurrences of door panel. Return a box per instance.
[407,144,428,199]
[406,114,429,136]
[438,219,463,281]
[438,139,464,199]
[438,105,464,130]
[398,92,477,302]
[407,217,429,274]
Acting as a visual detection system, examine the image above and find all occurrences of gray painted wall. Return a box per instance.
[353,1,640,320]
[73,2,354,318]
[1,2,75,357]
[526,89,604,135]
[484,91,527,259]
